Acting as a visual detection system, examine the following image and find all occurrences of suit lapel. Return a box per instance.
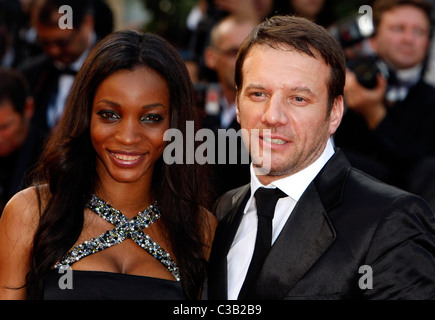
[246,183,336,299]
[208,185,250,299]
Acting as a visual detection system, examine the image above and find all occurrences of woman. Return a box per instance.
[0,30,217,300]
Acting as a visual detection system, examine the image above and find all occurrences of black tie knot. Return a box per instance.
[254,187,287,220]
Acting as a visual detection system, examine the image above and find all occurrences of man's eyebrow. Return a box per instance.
[95,99,167,109]
[243,84,267,91]
[243,84,317,96]
[290,86,317,97]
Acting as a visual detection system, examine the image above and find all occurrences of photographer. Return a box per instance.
[334,0,435,210]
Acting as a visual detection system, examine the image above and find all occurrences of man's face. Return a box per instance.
[211,21,254,93]
[373,5,430,70]
[0,101,28,157]
[236,45,343,184]
[36,13,93,65]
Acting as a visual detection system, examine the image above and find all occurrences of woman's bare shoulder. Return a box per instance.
[0,186,49,299]
[1,186,48,235]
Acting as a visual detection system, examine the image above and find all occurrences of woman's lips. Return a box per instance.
[111,152,143,161]
[108,151,146,167]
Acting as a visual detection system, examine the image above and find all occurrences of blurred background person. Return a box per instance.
[188,0,274,76]
[203,15,255,131]
[334,0,435,211]
[0,68,43,214]
[0,0,42,68]
[18,0,112,140]
[201,15,255,201]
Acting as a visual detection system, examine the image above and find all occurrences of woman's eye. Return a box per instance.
[97,110,119,120]
[141,114,163,122]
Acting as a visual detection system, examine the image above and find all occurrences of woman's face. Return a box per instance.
[90,67,170,186]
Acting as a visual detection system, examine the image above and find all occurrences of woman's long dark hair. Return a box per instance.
[27,30,211,299]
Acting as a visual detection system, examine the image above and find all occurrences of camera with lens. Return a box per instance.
[330,16,389,89]
[347,55,384,89]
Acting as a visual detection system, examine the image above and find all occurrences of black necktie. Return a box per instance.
[238,187,287,299]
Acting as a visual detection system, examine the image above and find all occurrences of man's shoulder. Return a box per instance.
[318,150,430,212]
[213,184,250,220]
[344,166,433,217]
[347,166,412,198]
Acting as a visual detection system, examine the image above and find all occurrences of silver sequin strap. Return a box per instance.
[54,195,181,282]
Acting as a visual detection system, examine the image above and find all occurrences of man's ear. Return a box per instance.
[235,87,241,124]
[328,95,344,135]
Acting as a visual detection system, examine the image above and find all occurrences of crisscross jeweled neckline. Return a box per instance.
[54,194,181,281]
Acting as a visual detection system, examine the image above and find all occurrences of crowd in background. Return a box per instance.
[1,0,435,214]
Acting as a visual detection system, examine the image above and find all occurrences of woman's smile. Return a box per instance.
[108,150,147,168]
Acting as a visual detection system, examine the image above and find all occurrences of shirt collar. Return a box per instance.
[244,138,335,213]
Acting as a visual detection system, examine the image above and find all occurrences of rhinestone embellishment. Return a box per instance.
[54,195,181,282]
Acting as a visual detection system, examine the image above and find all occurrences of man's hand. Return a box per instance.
[344,69,388,130]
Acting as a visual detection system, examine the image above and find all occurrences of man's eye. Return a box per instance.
[289,96,309,106]
[249,92,267,100]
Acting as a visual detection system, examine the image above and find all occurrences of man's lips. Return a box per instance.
[262,137,287,145]
[260,134,290,145]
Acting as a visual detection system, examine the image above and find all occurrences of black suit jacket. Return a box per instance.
[207,150,435,299]
[334,80,435,189]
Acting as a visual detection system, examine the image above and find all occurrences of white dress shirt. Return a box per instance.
[227,139,335,299]
[220,96,236,129]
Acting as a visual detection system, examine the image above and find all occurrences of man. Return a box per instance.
[334,0,435,209]
[206,15,435,300]
[0,68,43,214]
[203,15,255,131]
[202,15,255,200]
[18,0,98,138]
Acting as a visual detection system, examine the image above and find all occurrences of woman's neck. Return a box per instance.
[94,181,155,218]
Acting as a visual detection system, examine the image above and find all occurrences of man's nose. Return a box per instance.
[261,94,289,126]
